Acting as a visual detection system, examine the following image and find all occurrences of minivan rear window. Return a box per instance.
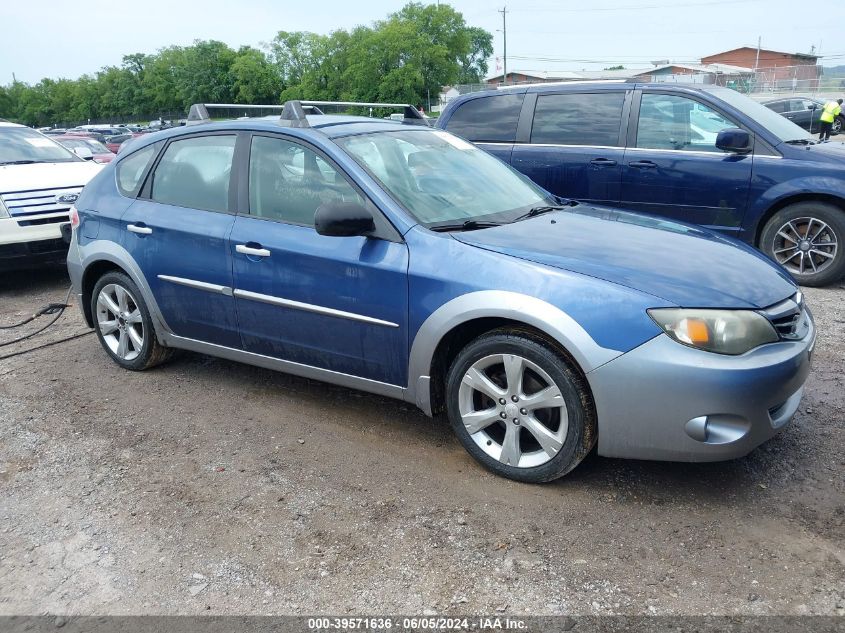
[531,92,626,146]
[445,93,525,143]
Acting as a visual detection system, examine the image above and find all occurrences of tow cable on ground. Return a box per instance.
[0,285,94,362]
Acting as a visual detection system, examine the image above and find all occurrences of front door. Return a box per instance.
[122,133,240,348]
[620,91,752,233]
[510,90,627,205]
[230,133,409,386]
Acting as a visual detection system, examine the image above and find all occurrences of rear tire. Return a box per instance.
[760,202,845,287]
[445,328,596,483]
[90,271,173,371]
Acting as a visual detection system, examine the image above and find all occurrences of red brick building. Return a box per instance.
[701,47,819,88]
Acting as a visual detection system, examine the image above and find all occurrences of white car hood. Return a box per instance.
[0,161,103,194]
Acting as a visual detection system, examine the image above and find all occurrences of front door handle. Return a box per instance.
[590,158,618,166]
[236,244,271,257]
[127,223,153,235]
[628,160,658,169]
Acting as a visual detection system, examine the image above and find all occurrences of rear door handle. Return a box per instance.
[628,160,658,169]
[590,158,618,166]
[236,244,271,257]
[127,223,153,235]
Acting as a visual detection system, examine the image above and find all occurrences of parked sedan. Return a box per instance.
[763,97,843,135]
[105,133,135,153]
[52,135,114,163]
[66,101,814,483]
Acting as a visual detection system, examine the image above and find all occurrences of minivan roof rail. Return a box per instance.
[496,79,627,90]
[187,101,427,127]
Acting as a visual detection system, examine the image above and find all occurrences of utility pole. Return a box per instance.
[499,6,508,85]
[754,35,761,70]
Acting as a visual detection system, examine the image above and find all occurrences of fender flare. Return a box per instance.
[404,290,624,415]
[79,240,172,343]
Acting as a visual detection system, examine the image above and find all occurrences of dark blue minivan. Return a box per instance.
[437,82,845,286]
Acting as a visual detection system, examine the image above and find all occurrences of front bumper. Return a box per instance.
[588,315,815,462]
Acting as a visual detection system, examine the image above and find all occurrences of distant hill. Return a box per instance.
[823,65,845,77]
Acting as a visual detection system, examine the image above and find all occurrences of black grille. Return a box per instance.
[17,215,69,227]
[760,293,808,341]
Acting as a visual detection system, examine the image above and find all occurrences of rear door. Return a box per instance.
[441,92,526,164]
[620,89,752,233]
[229,133,409,386]
[510,90,629,205]
[122,132,240,348]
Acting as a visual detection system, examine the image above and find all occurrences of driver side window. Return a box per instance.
[636,94,737,153]
[248,135,365,226]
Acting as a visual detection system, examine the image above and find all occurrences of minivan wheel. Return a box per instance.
[445,328,596,483]
[760,202,845,287]
[833,118,843,135]
[91,271,173,370]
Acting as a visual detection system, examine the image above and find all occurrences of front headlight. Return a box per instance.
[0,198,9,219]
[648,308,778,355]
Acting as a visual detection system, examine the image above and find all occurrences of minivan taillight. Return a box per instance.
[69,205,80,228]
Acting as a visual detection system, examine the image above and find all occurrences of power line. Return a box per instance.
[513,0,767,11]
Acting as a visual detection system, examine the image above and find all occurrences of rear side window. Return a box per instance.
[116,143,159,197]
[150,135,236,212]
[766,101,786,114]
[445,93,525,142]
[530,92,625,146]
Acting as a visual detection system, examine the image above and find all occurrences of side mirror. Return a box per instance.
[715,128,752,154]
[809,104,818,110]
[73,146,94,160]
[314,201,375,237]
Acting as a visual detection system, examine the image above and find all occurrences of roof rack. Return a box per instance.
[186,101,427,127]
[186,103,325,126]
[281,101,427,127]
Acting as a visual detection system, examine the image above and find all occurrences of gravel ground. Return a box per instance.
[0,268,843,616]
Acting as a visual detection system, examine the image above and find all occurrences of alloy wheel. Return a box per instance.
[458,353,568,468]
[772,216,838,276]
[96,283,144,361]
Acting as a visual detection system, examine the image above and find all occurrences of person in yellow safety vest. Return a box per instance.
[819,98,843,141]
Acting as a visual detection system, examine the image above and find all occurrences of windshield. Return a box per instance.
[59,137,110,154]
[0,127,79,164]
[335,129,552,227]
[707,87,812,143]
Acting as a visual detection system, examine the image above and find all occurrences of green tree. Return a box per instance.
[230,46,281,104]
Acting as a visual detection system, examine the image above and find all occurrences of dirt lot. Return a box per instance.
[0,268,843,616]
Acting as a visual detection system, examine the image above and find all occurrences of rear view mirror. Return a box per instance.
[314,201,375,237]
[715,128,752,154]
[73,146,94,160]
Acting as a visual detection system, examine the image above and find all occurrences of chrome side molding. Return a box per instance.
[233,289,399,328]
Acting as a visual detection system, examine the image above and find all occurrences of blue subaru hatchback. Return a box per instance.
[438,82,845,287]
[66,101,814,482]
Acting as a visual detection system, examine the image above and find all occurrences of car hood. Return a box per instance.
[452,206,797,309]
[0,161,102,194]
[780,138,845,162]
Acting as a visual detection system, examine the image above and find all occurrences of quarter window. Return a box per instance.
[116,143,159,197]
[150,135,236,212]
[531,92,625,146]
[444,94,525,143]
[248,135,365,226]
[636,94,737,152]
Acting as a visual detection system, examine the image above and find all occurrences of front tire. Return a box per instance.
[91,271,173,370]
[760,202,845,287]
[445,328,596,483]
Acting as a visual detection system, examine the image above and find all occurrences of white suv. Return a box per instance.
[0,122,102,270]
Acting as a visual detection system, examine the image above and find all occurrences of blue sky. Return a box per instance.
[2,0,843,84]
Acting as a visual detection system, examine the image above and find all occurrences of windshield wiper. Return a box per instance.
[512,199,578,222]
[784,138,816,145]
[429,219,504,232]
[0,159,45,166]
